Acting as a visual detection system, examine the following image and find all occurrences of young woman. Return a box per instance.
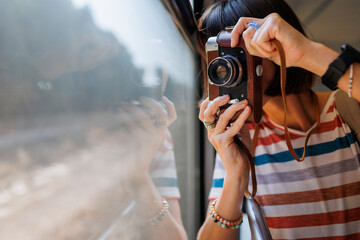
[197,0,360,239]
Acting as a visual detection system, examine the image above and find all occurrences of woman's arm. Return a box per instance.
[197,96,253,240]
[230,13,360,102]
[300,42,360,102]
[197,174,247,240]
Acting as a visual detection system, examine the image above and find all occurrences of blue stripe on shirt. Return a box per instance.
[212,178,224,188]
[255,133,355,166]
[211,134,356,189]
[152,177,179,187]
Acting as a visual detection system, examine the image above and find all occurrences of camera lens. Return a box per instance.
[208,56,242,87]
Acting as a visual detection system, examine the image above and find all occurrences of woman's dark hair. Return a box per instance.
[197,0,314,97]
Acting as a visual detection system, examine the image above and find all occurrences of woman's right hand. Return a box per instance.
[230,13,311,68]
[198,95,252,178]
[120,96,177,175]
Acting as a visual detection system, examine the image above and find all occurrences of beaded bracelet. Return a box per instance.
[144,198,169,225]
[348,64,354,98]
[210,199,243,229]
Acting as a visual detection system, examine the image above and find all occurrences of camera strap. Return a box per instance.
[243,39,320,198]
[273,39,320,162]
[234,131,258,199]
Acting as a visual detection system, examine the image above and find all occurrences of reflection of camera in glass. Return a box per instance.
[205,29,263,123]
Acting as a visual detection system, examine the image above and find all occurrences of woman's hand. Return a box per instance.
[198,95,252,178]
[231,13,312,68]
[120,96,177,174]
[230,13,360,103]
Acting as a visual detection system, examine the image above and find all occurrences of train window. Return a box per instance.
[0,0,200,239]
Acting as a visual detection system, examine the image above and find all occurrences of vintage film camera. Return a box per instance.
[205,28,263,123]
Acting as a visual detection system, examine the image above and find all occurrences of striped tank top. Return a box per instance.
[209,91,360,239]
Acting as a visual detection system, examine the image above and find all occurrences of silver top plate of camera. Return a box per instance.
[205,36,218,52]
[228,98,240,104]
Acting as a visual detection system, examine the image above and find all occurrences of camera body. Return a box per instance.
[205,29,263,123]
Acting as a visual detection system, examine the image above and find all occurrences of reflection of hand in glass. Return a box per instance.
[120,96,177,174]
[119,97,187,240]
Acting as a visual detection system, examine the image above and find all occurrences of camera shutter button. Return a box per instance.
[256,65,263,77]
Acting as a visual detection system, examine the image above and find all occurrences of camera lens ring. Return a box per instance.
[208,56,242,87]
[208,58,232,86]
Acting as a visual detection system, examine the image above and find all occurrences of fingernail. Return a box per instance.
[221,95,229,99]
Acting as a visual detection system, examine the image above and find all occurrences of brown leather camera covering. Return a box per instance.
[206,30,263,123]
[206,50,220,99]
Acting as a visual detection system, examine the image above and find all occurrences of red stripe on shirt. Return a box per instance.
[277,233,360,240]
[247,123,269,131]
[255,182,360,206]
[254,118,342,147]
[266,207,360,228]
[327,104,335,113]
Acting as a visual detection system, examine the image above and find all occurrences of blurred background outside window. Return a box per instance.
[0,0,199,239]
[0,0,359,240]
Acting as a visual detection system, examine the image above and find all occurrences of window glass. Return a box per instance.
[0,0,198,239]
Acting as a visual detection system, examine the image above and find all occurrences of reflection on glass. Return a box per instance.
[0,0,197,239]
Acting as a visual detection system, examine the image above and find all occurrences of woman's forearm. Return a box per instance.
[197,174,248,240]
[300,41,360,102]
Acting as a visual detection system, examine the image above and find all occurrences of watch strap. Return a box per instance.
[321,44,360,90]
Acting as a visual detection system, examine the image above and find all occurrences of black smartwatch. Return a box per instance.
[321,44,360,90]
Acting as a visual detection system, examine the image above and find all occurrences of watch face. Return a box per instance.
[342,44,360,63]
